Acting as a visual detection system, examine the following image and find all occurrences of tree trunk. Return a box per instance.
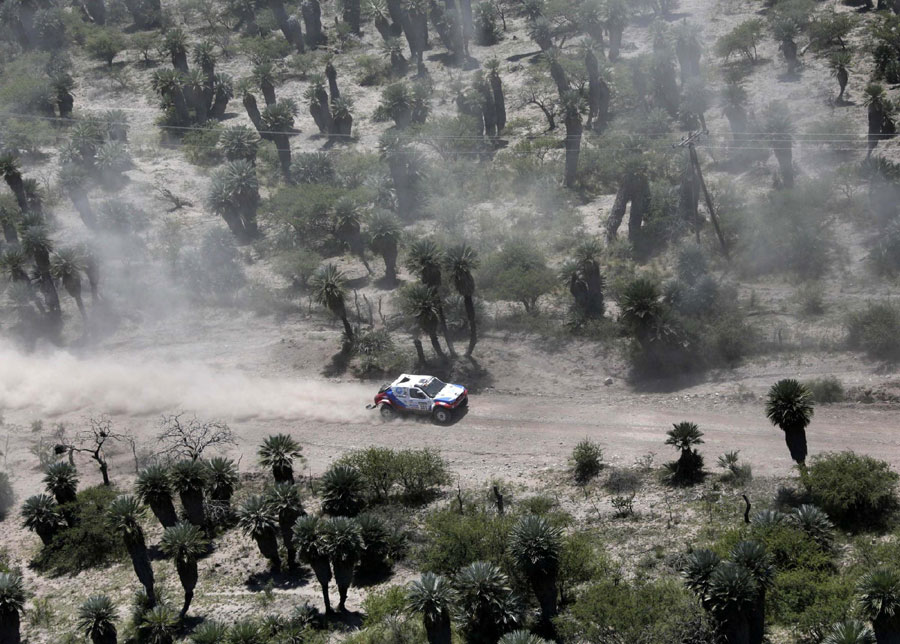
[725,106,748,142]
[301,0,325,48]
[1,219,17,244]
[563,112,582,188]
[36,524,57,546]
[68,188,97,230]
[530,571,558,627]
[89,625,117,644]
[478,82,497,139]
[343,0,361,34]
[220,208,249,241]
[84,0,106,24]
[32,248,61,320]
[278,513,302,571]
[99,460,110,486]
[678,157,701,235]
[149,497,178,529]
[784,428,807,466]
[414,338,426,366]
[341,315,354,342]
[270,0,305,51]
[773,145,793,189]
[435,302,457,357]
[428,331,447,361]
[244,93,263,132]
[309,557,333,612]
[210,85,230,120]
[176,559,198,617]
[424,613,452,644]
[609,27,623,61]
[0,610,21,644]
[382,242,398,283]
[171,87,191,125]
[254,530,282,572]
[273,133,293,180]
[749,591,765,644]
[179,488,205,528]
[261,80,276,106]
[4,174,28,213]
[333,559,356,611]
[489,73,505,134]
[326,63,341,101]
[873,614,900,644]
[273,464,295,485]
[126,539,156,606]
[627,175,650,244]
[57,89,75,119]
[837,69,848,101]
[782,39,798,70]
[463,295,477,356]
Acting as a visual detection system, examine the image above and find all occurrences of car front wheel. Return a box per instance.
[380,404,397,421]
[432,407,452,424]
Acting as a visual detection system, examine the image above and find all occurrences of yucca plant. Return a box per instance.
[107,495,155,605]
[293,515,332,612]
[320,464,365,517]
[823,620,876,644]
[792,504,834,549]
[765,378,814,467]
[50,248,87,321]
[0,572,25,644]
[169,460,208,528]
[258,434,303,484]
[829,50,852,102]
[509,515,562,626]
[135,465,178,529]
[238,495,281,573]
[227,619,263,643]
[322,516,363,611]
[21,494,64,545]
[311,263,354,343]
[683,549,721,611]
[858,567,900,643]
[189,620,228,644]
[455,561,520,644]
[139,604,178,644]
[401,283,447,361]
[77,595,118,644]
[205,456,239,506]
[44,461,78,505]
[445,243,479,356]
[707,562,757,644]
[407,572,454,644]
[664,421,705,485]
[498,631,550,644]
[220,125,260,163]
[729,541,774,644]
[367,210,402,285]
[160,521,207,617]
[265,483,305,570]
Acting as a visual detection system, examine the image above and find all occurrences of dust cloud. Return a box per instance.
[0,341,373,423]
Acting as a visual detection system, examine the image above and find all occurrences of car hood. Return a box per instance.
[434,384,465,402]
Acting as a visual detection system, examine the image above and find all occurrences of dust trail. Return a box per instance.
[0,342,373,422]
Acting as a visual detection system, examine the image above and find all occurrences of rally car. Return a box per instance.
[369,374,468,424]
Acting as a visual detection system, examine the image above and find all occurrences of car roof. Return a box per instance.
[390,374,435,388]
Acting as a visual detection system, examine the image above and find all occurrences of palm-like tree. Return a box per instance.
[59,164,96,230]
[446,244,479,357]
[253,62,279,106]
[21,494,64,546]
[211,73,234,120]
[44,461,78,505]
[169,460,208,528]
[707,562,757,644]
[570,240,604,319]
[368,210,402,285]
[0,572,25,644]
[293,515,332,612]
[260,99,298,179]
[683,548,721,611]
[331,96,354,141]
[865,83,896,158]
[762,101,795,188]
[107,495,155,605]
[830,50,851,102]
[184,69,209,124]
[560,89,585,189]
[77,595,118,644]
[135,465,178,529]
[223,159,260,238]
[859,567,900,643]
[0,153,27,212]
[455,561,520,644]
[401,283,447,361]
[665,421,705,484]
[509,515,562,627]
[730,541,774,644]
[50,248,87,321]
[321,516,363,611]
[160,521,207,617]
[20,223,61,319]
[320,464,365,517]
[205,457,239,506]
[310,263,354,342]
[721,82,749,141]
[823,620,876,644]
[258,434,303,484]
[139,604,178,644]
[765,378,814,467]
[207,170,248,242]
[332,198,369,271]
[408,572,454,644]
[151,69,190,125]
[221,125,260,164]
[406,239,456,356]
[618,277,663,347]
[265,483,305,571]
[237,495,281,573]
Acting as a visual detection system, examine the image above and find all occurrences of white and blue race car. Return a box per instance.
[370,374,468,424]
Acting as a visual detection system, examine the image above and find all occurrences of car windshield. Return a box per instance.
[421,378,446,397]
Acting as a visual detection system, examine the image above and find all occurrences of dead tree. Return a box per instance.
[56,417,133,486]
[156,413,236,462]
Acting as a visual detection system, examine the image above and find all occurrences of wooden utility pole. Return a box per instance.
[676,131,731,262]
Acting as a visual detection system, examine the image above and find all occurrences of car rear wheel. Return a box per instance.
[432,407,452,425]
[379,404,397,421]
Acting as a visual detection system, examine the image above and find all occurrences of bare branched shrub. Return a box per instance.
[156,413,236,462]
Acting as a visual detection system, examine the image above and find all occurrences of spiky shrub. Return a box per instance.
[265,482,305,570]
[21,494,63,546]
[310,263,353,342]
[321,464,366,517]
[237,495,281,572]
[190,620,228,643]
[355,513,392,573]
[43,461,78,505]
[220,125,260,163]
[846,303,900,362]
[706,562,757,642]
[509,515,562,624]
[664,422,705,485]
[729,540,774,643]
[135,465,178,529]
[859,567,900,641]
[765,379,813,467]
[322,516,363,611]
[792,504,834,549]
[682,549,721,602]
[0,572,25,644]
[570,439,603,484]
[822,620,876,644]
[139,604,178,644]
[407,572,454,644]
[258,434,303,484]
[169,460,208,528]
[805,451,899,529]
[205,456,239,506]
[293,515,333,612]
[454,561,520,643]
[77,595,118,644]
[498,631,549,644]
[378,82,413,128]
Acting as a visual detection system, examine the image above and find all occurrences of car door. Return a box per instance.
[409,388,432,413]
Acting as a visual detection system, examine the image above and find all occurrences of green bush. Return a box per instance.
[85,27,127,66]
[355,54,391,86]
[395,449,450,500]
[846,303,900,362]
[803,377,845,404]
[478,240,557,313]
[350,330,410,380]
[32,486,127,574]
[806,451,899,529]
[715,19,765,62]
[418,501,515,574]
[768,567,855,636]
[338,448,398,502]
[182,125,223,166]
[571,440,604,485]
[558,531,609,602]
